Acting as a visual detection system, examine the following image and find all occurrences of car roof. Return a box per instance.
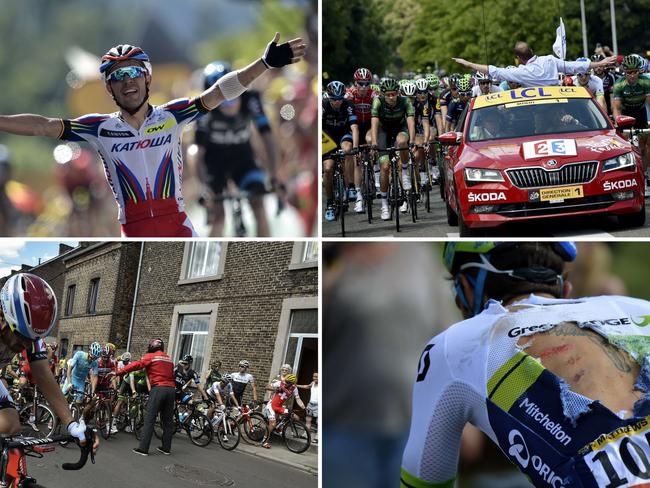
[473,86,593,109]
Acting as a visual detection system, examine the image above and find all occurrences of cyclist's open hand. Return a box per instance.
[262,32,307,69]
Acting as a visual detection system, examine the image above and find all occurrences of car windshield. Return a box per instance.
[467,98,610,142]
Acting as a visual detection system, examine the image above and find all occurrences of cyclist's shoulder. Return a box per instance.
[68,112,115,123]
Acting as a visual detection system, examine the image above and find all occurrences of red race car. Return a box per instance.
[440,86,645,236]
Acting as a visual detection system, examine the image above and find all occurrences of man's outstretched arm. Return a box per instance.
[201,32,307,111]
[0,114,63,138]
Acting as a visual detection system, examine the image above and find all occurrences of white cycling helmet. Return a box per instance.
[121,352,132,362]
[401,81,417,97]
[414,78,429,92]
[475,71,490,81]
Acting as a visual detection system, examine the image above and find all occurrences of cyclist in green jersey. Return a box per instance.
[613,55,650,176]
[370,78,415,220]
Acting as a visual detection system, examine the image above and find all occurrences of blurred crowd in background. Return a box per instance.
[323,241,649,488]
[0,0,317,237]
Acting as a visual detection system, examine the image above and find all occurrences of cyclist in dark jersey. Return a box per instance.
[413,79,432,188]
[592,53,617,115]
[322,81,359,221]
[613,54,650,183]
[370,77,415,220]
[194,61,276,237]
[425,74,444,138]
[173,355,208,401]
[445,77,472,132]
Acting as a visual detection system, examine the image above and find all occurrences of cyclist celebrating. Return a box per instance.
[0,34,306,237]
[322,80,359,221]
[400,241,650,488]
[613,54,650,178]
[262,373,306,449]
[370,77,415,220]
[0,273,93,451]
[193,61,277,237]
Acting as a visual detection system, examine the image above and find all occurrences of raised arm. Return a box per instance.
[0,114,63,138]
[200,32,306,111]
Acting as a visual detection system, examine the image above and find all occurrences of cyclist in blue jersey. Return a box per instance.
[0,34,306,237]
[64,342,100,416]
[0,273,94,452]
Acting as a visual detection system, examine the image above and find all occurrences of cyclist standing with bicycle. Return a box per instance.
[262,373,305,449]
[117,338,175,456]
[0,273,95,453]
[0,34,305,237]
[370,77,415,221]
[193,61,277,237]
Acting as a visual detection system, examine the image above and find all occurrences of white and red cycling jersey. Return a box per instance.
[270,381,299,414]
[58,97,209,237]
[345,86,377,124]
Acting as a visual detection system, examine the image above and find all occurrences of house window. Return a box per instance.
[302,242,319,263]
[60,338,69,359]
[283,308,318,384]
[65,285,76,317]
[87,278,100,314]
[289,242,319,270]
[174,314,209,373]
[186,242,222,279]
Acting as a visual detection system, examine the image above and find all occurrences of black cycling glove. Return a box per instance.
[262,39,294,69]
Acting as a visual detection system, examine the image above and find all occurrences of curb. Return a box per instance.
[236,441,318,476]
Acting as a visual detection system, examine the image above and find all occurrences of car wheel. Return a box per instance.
[446,197,458,226]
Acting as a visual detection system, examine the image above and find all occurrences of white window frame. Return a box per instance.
[168,303,219,380]
[288,241,319,270]
[269,297,318,382]
[178,242,228,284]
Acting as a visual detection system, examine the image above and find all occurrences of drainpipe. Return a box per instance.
[126,242,145,352]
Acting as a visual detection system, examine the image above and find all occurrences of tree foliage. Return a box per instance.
[323,0,650,80]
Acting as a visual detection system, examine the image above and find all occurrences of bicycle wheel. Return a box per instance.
[134,405,146,441]
[282,419,311,454]
[363,161,374,224]
[424,154,432,213]
[390,159,400,232]
[242,412,268,444]
[216,416,240,451]
[19,404,56,439]
[335,172,346,237]
[185,412,213,447]
[96,401,113,440]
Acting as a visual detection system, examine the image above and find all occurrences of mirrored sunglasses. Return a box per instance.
[107,66,148,82]
[459,91,471,97]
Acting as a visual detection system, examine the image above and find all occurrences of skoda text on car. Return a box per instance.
[440,86,645,236]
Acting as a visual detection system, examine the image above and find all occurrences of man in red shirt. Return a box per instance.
[117,338,175,456]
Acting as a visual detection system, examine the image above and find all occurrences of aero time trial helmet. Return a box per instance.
[99,44,152,81]
[1,273,57,340]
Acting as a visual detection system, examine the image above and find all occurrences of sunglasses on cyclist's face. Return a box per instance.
[459,91,471,97]
[626,70,640,75]
[479,81,490,85]
[107,65,148,83]
[416,91,428,97]
[356,81,370,87]
[384,91,398,97]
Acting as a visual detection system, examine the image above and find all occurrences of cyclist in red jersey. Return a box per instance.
[346,68,378,213]
[261,373,306,449]
[0,34,306,237]
[96,344,118,394]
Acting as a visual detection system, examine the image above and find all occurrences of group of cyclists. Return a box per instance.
[322,49,650,222]
[3,332,315,452]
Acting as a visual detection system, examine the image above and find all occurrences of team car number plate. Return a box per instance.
[529,185,584,202]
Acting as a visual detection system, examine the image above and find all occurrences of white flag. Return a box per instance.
[553,17,566,59]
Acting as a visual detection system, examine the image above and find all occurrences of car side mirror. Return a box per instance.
[615,115,636,129]
[439,132,461,145]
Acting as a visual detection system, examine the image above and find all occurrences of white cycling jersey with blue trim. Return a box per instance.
[59,97,208,227]
[401,294,650,488]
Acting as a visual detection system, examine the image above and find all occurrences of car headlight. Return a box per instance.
[602,152,635,172]
[464,168,504,183]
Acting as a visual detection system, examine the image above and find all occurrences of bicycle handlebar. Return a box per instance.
[61,427,96,470]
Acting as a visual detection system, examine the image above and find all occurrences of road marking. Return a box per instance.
[447,233,460,237]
